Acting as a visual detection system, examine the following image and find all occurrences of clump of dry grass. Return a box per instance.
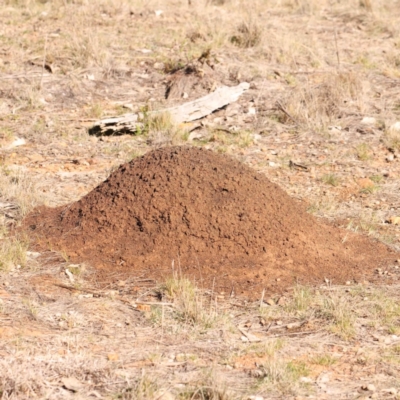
[0,167,43,217]
[181,369,231,400]
[0,167,43,271]
[141,111,189,145]
[161,274,219,329]
[384,124,400,150]
[276,72,363,132]
[0,235,28,271]
[230,20,263,49]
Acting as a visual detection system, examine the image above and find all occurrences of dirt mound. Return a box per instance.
[25,146,397,298]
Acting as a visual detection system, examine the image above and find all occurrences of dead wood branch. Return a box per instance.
[89,82,250,136]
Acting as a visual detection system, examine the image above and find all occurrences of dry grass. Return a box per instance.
[0,167,44,217]
[1,0,400,398]
[276,72,363,133]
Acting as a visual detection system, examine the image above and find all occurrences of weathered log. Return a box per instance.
[89,82,250,136]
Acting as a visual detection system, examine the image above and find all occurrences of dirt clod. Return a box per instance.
[25,146,396,298]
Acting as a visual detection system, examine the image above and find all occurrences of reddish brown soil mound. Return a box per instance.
[25,146,397,298]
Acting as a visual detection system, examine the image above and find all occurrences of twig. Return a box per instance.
[40,34,48,91]
[275,101,299,125]
[259,288,265,308]
[334,28,340,69]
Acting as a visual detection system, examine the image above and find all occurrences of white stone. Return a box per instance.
[389,121,400,132]
[361,117,377,125]
[367,384,376,392]
[5,137,26,149]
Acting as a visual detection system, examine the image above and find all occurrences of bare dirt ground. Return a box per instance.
[1,0,400,399]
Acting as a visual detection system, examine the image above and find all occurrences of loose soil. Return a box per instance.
[24,146,396,298]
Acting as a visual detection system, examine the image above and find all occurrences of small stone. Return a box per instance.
[265,298,275,306]
[61,377,83,392]
[389,121,400,132]
[382,388,397,395]
[361,384,376,392]
[154,390,175,400]
[386,216,400,225]
[27,251,41,259]
[357,178,375,189]
[361,117,377,125]
[386,154,395,162]
[247,396,264,400]
[107,353,119,361]
[247,107,256,115]
[300,376,313,383]
[153,62,165,70]
[241,336,249,342]
[277,296,287,306]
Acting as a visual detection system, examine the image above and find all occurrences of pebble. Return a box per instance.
[389,121,400,132]
[362,383,376,392]
[265,298,275,306]
[382,388,397,395]
[153,62,165,70]
[386,154,394,162]
[247,396,264,400]
[361,117,377,125]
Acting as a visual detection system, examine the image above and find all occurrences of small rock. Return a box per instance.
[247,106,256,115]
[386,154,395,162]
[26,251,40,259]
[28,153,45,163]
[153,62,165,70]
[61,377,84,392]
[277,296,287,306]
[249,369,264,378]
[5,137,26,149]
[386,216,400,225]
[362,383,376,392]
[107,353,119,361]
[382,388,397,395]
[300,376,313,383]
[317,373,330,384]
[357,178,375,189]
[154,389,175,400]
[389,121,400,132]
[265,298,275,306]
[361,117,377,125]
